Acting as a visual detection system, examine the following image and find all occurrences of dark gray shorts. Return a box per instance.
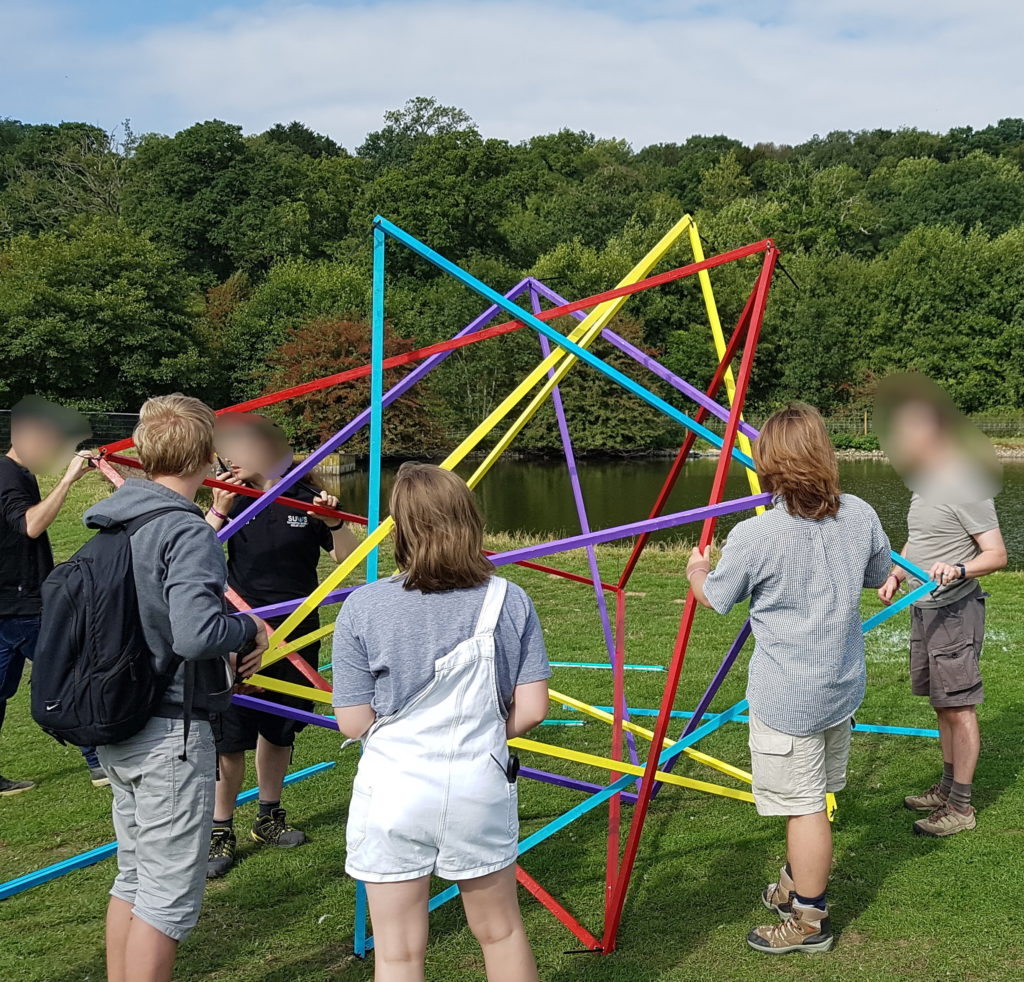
[910,586,986,708]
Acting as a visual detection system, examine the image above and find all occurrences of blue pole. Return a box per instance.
[0,762,337,902]
[366,225,386,582]
[372,216,755,471]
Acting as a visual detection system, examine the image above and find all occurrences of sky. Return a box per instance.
[2,0,1022,150]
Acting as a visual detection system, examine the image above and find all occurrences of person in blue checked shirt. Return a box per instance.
[687,403,891,955]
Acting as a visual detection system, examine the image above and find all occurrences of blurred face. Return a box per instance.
[10,418,72,473]
[214,426,290,485]
[888,401,946,474]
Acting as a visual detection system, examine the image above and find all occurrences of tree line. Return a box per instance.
[2,99,1023,454]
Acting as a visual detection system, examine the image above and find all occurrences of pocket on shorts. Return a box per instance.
[749,729,794,757]
[931,642,982,696]
[346,786,371,851]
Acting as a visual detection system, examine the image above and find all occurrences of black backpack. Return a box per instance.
[31,508,185,748]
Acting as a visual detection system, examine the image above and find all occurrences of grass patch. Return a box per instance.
[2,473,1022,981]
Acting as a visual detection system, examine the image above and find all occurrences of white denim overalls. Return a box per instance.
[345,576,519,882]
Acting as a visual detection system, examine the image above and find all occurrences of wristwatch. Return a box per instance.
[955,563,967,580]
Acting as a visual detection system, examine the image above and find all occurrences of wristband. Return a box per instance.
[886,572,901,587]
[325,520,344,531]
[210,507,227,521]
[687,565,711,579]
[955,563,967,580]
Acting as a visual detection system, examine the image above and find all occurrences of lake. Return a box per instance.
[335,457,1024,570]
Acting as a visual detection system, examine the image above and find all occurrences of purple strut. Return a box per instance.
[531,286,640,772]
[218,278,537,542]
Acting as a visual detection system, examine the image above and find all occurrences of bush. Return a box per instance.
[831,432,880,451]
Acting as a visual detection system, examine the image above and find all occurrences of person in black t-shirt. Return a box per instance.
[0,396,105,795]
[205,414,356,876]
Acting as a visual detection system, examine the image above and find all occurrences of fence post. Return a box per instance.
[863,409,868,436]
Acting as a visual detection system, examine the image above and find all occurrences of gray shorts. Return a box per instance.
[97,716,216,942]
[748,714,852,817]
[910,587,986,708]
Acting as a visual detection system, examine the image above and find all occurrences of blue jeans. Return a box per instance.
[0,615,98,769]
[0,616,39,735]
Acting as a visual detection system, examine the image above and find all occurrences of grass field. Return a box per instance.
[1,475,1022,981]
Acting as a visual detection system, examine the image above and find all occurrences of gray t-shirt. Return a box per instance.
[905,495,999,609]
[702,494,892,736]
[332,575,551,716]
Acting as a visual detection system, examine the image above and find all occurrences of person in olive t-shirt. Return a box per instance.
[204,413,357,877]
[877,380,1007,838]
[0,397,100,795]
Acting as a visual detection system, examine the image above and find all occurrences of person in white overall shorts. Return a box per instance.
[333,463,550,982]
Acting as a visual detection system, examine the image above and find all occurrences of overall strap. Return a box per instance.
[474,576,508,637]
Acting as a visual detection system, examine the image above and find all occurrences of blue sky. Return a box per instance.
[2,1,1021,149]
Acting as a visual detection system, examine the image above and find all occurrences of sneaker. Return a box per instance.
[251,807,307,848]
[0,775,34,797]
[762,865,795,920]
[748,903,835,954]
[913,803,976,837]
[207,826,237,878]
[904,782,947,812]
[89,766,110,788]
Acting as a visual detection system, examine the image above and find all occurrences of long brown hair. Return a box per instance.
[753,403,841,520]
[390,463,494,592]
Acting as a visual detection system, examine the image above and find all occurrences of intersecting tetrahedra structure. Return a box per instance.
[93,214,938,956]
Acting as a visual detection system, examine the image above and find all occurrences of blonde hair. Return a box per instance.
[134,394,216,478]
[390,463,494,593]
[753,403,841,520]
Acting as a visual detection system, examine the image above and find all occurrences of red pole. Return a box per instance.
[600,246,778,954]
[616,284,758,590]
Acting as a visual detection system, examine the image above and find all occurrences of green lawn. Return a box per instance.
[1,475,1022,981]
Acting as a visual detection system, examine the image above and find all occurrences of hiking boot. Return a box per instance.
[207,826,237,878]
[89,766,110,788]
[0,775,34,796]
[748,903,834,954]
[913,803,976,837]
[251,807,307,848]
[762,865,795,920]
[904,782,947,812]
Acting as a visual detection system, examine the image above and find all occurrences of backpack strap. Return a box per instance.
[474,577,508,637]
[122,506,184,536]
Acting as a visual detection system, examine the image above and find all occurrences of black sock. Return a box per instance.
[213,815,234,830]
[258,799,280,818]
[940,761,954,796]
[793,890,827,911]
[949,781,972,813]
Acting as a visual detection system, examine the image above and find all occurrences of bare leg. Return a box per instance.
[937,709,954,773]
[937,706,980,785]
[786,811,832,899]
[123,917,178,982]
[459,865,538,982]
[254,737,292,804]
[364,877,430,982]
[214,751,246,822]
[106,896,133,982]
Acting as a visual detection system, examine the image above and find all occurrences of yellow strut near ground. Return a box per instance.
[257,214,697,661]
[509,736,755,805]
[550,689,752,784]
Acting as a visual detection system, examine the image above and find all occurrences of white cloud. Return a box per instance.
[2,0,1023,148]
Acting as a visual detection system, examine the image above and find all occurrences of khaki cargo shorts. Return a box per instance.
[748,713,852,817]
[910,587,986,708]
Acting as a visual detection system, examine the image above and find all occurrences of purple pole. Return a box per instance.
[489,493,771,566]
[520,766,639,805]
[218,278,537,542]
[527,278,759,442]
[531,287,640,771]
[681,621,752,737]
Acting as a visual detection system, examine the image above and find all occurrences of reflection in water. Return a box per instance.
[331,458,1023,570]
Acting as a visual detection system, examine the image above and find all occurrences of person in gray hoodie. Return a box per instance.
[86,395,267,982]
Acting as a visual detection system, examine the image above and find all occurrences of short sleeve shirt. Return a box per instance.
[332,576,551,716]
[0,456,54,616]
[904,495,999,608]
[702,494,892,736]
[226,485,334,611]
